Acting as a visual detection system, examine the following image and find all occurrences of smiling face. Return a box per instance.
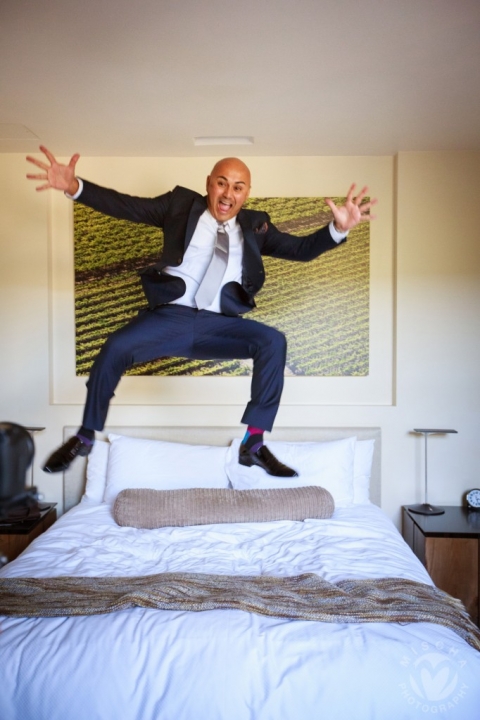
[206,158,251,222]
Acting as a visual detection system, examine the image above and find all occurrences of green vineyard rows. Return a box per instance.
[74,197,369,377]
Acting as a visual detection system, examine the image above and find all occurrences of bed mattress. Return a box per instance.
[1,500,479,720]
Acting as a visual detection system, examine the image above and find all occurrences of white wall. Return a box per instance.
[1,151,479,526]
[395,152,480,516]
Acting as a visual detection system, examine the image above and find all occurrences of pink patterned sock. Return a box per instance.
[241,426,264,453]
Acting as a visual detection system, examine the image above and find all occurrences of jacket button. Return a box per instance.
[176,257,182,264]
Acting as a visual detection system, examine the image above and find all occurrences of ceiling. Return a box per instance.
[1,0,479,157]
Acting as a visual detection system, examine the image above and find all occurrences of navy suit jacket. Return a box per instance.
[78,180,345,316]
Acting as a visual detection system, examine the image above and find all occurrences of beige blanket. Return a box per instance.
[1,573,479,651]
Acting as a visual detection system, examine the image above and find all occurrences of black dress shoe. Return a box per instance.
[238,444,298,477]
[43,436,93,474]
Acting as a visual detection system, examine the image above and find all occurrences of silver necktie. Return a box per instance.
[195,223,229,310]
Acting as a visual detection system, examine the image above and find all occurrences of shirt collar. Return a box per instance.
[205,209,237,232]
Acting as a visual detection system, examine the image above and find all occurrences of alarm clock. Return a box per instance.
[466,488,480,510]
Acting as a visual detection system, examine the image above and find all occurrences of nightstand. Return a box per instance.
[402,506,480,625]
[0,503,57,564]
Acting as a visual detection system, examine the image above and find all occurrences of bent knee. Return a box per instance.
[271,328,287,352]
[256,326,287,356]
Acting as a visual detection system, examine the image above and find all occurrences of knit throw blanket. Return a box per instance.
[1,573,479,651]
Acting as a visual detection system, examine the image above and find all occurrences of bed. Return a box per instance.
[1,426,479,720]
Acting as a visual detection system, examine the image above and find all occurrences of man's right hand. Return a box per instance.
[26,145,80,195]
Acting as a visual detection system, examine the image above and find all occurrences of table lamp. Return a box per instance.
[408,428,458,516]
[25,427,45,487]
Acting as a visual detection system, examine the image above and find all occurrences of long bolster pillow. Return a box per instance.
[113,486,335,528]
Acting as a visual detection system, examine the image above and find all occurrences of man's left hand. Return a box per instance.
[325,184,377,233]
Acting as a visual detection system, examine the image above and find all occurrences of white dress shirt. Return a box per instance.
[165,210,243,314]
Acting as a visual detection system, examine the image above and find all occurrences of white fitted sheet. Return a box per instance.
[1,500,479,720]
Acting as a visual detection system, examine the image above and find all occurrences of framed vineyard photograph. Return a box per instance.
[73,197,369,378]
[48,155,394,408]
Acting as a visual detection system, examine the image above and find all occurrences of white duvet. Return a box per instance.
[1,501,479,720]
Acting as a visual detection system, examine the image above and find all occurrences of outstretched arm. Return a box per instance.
[26,145,80,196]
[27,144,171,228]
[325,184,377,233]
[258,184,378,262]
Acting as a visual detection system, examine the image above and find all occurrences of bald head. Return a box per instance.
[209,157,251,184]
[206,157,251,222]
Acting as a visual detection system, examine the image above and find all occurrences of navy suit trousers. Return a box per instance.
[82,305,287,433]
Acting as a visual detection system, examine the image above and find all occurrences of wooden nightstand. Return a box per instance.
[0,503,57,564]
[402,506,480,625]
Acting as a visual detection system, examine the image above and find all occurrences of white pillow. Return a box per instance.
[104,434,230,506]
[225,437,356,507]
[84,440,110,503]
[353,439,375,505]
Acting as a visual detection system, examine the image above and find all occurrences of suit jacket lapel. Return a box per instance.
[184,196,208,251]
[238,210,264,291]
